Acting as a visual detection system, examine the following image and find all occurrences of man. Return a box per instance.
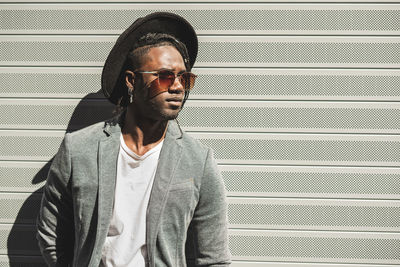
[36,12,231,267]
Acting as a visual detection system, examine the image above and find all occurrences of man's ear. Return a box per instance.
[125,70,135,90]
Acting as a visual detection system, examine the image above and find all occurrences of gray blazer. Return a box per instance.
[36,116,231,267]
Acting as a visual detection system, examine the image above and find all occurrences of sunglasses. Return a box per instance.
[134,70,197,98]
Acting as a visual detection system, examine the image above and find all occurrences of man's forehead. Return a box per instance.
[139,45,185,68]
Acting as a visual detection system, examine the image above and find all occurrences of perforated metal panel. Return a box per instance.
[3,193,399,231]
[0,68,102,98]
[0,37,113,65]
[2,68,400,101]
[2,99,399,133]
[0,256,397,267]
[227,198,400,231]
[1,2,400,266]
[0,99,114,130]
[0,162,47,192]
[2,131,399,166]
[197,37,400,67]
[2,0,400,2]
[0,4,399,35]
[1,36,400,67]
[2,162,399,199]
[0,224,39,255]
[0,193,42,224]
[0,255,45,267]
[220,166,400,199]
[4,224,399,264]
[180,101,400,133]
[231,263,400,267]
[0,131,64,161]
[192,69,400,101]
[191,133,400,166]
[229,230,400,264]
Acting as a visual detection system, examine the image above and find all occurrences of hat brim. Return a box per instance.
[101,12,198,105]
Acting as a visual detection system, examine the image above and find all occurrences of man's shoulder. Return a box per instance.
[176,124,211,160]
[67,121,106,138]
[65,117,118,146]
[181,131,208,152]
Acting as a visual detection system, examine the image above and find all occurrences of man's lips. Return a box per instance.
[166,97,183,108]
[166,97,183,103]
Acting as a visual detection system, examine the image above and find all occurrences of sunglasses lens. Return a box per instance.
[180,72,197,90]
[147,70,175,98]
[147,71,197,98]
[158,71,176,89]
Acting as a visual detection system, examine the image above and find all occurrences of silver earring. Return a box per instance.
[128,88,134,103]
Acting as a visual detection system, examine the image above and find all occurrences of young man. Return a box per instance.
[36,12,231,267]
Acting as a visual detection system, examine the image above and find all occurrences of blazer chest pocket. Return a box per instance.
[169,180,193,192]
[165,180,195,219]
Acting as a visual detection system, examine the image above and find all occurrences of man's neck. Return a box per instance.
[121,108,168,156]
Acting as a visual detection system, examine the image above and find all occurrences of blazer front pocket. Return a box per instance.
[169,180,193,192]
[164,180,195,222]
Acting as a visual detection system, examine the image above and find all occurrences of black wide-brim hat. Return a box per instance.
[101,12,198,105]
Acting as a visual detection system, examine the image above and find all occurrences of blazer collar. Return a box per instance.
[102,112,184,140]
[89,117,121,267]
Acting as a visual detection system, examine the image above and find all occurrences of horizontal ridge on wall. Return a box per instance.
[0,255,44,267]
[0,224,39,256]
[1,68,400,101]
[228,229,400,264]
[2,192,399,231]
[0,193,400,232]
[231,263,400,267]
[1,36,400,68]
[0,193,42,224]
[0,162,46,193]
[220,165,400,199]
[0,4,399,35]
[3,225,400,264]
[2,0,400,2]
[1,99,400,133]
[227,198,400,231]
[0,257,398,267]
[0,258,398,267]
[0,99,115,131]
[1,131,400,166]
[191,133,400,166]
[180,101,400,133]
[1,162,399,200]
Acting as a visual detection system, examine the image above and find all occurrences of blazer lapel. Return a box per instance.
[146,120,183,266]
[89,119,121,266]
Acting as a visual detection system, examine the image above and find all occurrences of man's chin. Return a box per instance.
[146,109,180,122]
[161,112,180,121]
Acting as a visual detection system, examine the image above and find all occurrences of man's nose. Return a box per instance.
[168,76,184,93]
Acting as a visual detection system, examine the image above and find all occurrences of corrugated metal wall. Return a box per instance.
[1,1,399,266]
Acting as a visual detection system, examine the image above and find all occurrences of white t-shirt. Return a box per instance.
[101,134,163,267]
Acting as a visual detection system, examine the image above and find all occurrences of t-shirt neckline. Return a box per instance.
[120,134,164,161]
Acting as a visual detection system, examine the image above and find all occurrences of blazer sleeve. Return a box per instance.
[36,134,75,266]
[189,148,231,266]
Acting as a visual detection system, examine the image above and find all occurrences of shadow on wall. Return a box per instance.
[7,91,115,266]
